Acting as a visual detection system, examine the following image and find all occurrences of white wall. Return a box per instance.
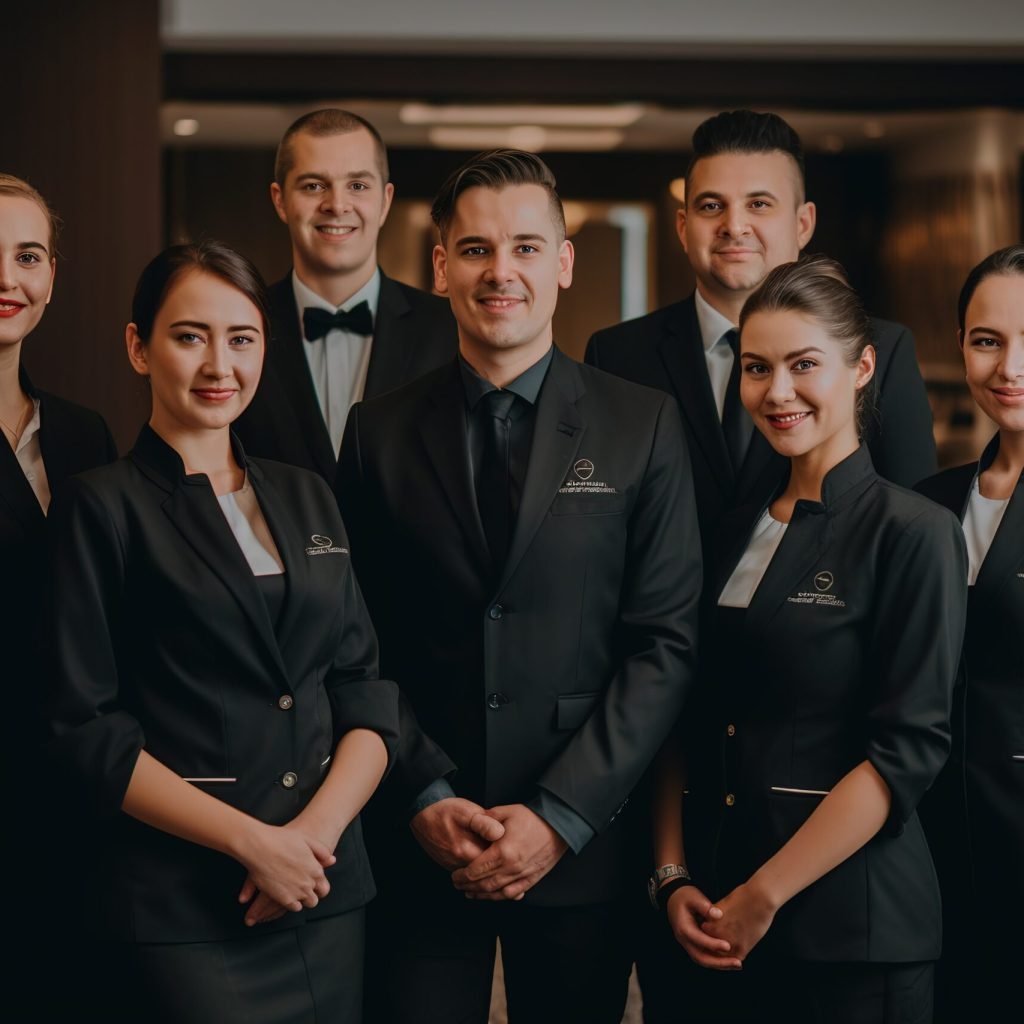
[162,0,1024,51]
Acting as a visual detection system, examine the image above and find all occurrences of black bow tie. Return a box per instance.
[303,301,373,341]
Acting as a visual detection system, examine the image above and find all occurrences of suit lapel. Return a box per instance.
[364,273,413,399]
[417,362,492,572]
[0,439,43,533]
[974,469,1024,598]
[656,298,734,493]
[498,350,585,593]
[268,277,337,479]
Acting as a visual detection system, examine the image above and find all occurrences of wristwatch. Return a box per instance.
[647,863,692,910]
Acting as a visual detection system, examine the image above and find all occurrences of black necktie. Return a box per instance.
[302,301,373,341]
[721,329,753,474]
[477,389,518,572]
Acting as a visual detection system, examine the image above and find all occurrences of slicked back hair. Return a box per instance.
[274,109,389,185]
[957,243,1024,332]
[686,110,806,201]
[431,149,566,245]
[740,252,875,433]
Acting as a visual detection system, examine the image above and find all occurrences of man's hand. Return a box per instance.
[450,804,568,900]
[665,885,741,970]
[410,797,506,871]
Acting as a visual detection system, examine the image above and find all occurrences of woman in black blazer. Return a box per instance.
[47,241,398,1023]
[1,174,116,1020]
[651,255,967,1023]
[915,245,1024,1023]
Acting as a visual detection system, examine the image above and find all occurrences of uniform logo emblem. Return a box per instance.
[574,458,595,481]
[814,571,834,592]
[305,534,348,556]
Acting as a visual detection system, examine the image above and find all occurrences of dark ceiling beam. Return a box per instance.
[164,52,1024,109]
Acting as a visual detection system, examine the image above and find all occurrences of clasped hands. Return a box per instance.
[411,798,568,901]
[666,878,778,971]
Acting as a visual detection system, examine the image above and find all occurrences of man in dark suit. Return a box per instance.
[586,110,937,557]
[336,150,702,1023]
[234,108,457,480]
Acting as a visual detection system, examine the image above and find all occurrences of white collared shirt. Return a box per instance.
[216,473,285,576]
[694,288,738,421]
[718,509,788,608]
[293,269,381,457]
[14,399,51,514]
[963,477,1009,586]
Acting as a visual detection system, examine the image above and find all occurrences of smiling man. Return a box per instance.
[586,110,937,560]
[336,150,701,1023]
[234,109,456,481]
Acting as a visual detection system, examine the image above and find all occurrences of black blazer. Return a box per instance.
[1,370,116,749]
[234,271,458,482]
[336,349,702,906]
[585,295,937,558]
[915,436,1024,943]
[684,446,966,963]
[46,426,399,943]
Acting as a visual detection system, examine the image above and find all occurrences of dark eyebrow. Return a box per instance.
[17,241,49,253]
[691,189,779,204]
[168,320,261,333]
[967,325,1004,337]
[454,233,548,247]
[741,346,825,361]
[294,170,378,183]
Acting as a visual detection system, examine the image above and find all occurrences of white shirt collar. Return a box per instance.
[694,288,737,354]
[292,267,382,335]
[14,398,42,457]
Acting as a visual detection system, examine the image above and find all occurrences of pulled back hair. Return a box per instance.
[740,253,875,433]
[431,149,565,244]
[957,243,1024,333]
[0,173,62,257]
[686,110,806,198]
[131,240,270,344]
[274,108,389,185]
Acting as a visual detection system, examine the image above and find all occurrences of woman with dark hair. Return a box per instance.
[915,245,1024,1023]
[0,174,116,1019]
[650,254,967,1023]
[47,240,397,1023]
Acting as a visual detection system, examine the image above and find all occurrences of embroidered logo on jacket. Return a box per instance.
[558,457,619,495]
[787,569,846,608]
[305,534,348,556]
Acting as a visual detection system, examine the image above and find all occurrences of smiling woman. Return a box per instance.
[46,239,398,1023]
[651,254,968,1023]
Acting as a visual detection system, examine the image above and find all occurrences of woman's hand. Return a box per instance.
[699,880,777,962]
[233,821,336,925]
[666,885,742,970]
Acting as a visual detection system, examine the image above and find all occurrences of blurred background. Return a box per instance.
[7,1,1023,458]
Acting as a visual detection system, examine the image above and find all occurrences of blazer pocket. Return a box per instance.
[557,691,601,731]
[549,494,629,517]
[181,776,238,784]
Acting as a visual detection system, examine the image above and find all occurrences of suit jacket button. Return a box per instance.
[725,793,736,807]
[278,695,294,710]
[488,605,503,621]
[281,771,298,789]
[487,692,509,710]
[726,723,736,737]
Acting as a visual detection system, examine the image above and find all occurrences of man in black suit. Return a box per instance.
[586,110,937,556]
[234,109,457,480]
[336,150,701,1023]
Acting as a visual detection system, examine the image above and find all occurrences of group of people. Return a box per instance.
[0,106,1019,1024]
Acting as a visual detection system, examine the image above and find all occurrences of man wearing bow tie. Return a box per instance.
[235,109,457,480]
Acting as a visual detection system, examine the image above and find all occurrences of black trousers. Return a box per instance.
[95,908,365,1024]
[639,915,934,1024]
[365,890,633,1024]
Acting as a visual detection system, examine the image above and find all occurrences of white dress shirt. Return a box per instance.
[293,269,380,457]
[694,288,738,421]
[962,477,1009,587]
[14,399,52,514]
[718,509,789,608]
[216,474,285,576]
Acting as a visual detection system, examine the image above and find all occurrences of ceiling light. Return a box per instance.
[863,120,886,139]
[428,127,624,152]
[404,103,644,128]
[173,118,200,137]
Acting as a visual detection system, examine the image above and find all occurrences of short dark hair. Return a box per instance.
[274,108,389,185]
[686,110,806,198]
[0,172,62,258]
[131,240,270,345]
[431,149,566,244]
[740,253,875,433]
[957,243,1024,333]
